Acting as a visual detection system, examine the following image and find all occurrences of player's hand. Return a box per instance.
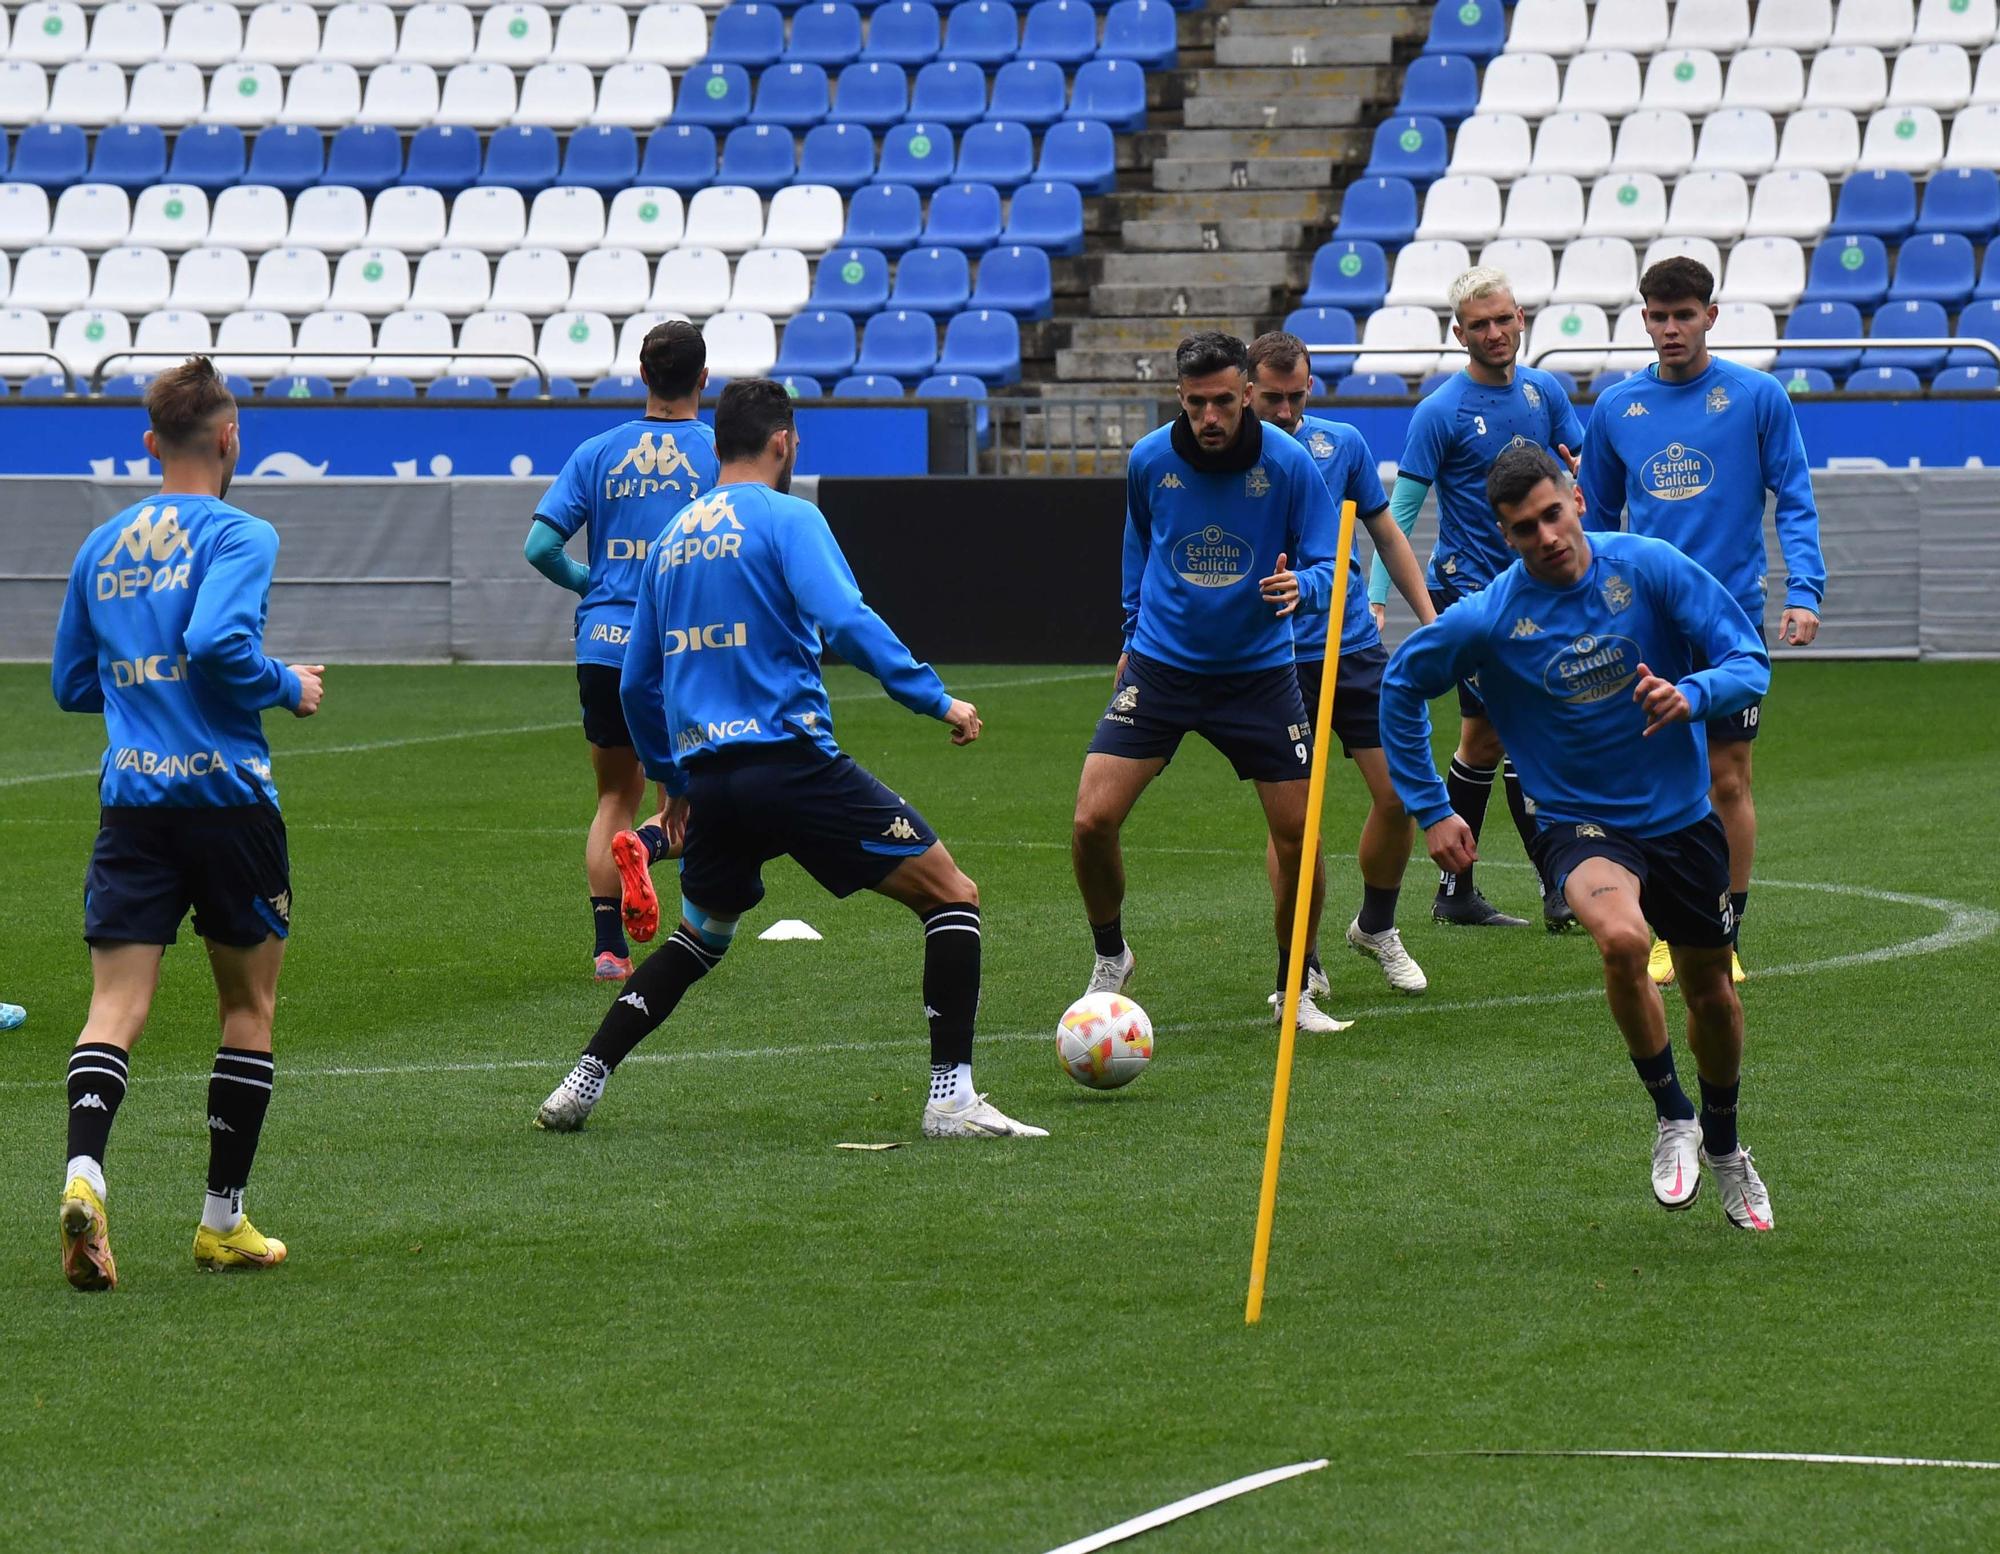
[1369,601,1387,633]
[1426,815,1477,875]
[662,794,690,852]
[1557,442,1582,480]
[291,665,325,717]
[944,698,982,746]
[1632,661,1691,737]
[1113,651,1128,688]
[1779,607,1819,647]
[1260,552,1300,618]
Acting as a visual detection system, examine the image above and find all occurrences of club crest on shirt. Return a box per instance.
[1575,823,1606,839]
[1706,383,1731,414]
[1307,430,1334,460]
[1522,382,1541,410]
[1245,465,1271,498]
[1111,684,1139,713]
[1601,573,1633,613]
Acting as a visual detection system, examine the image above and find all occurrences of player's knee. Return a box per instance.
[1459,723,1502,766]
[1072,806,1118,849]
[679,897,738,955]
[1680,969,1739,1024]
[1710,767,1751,810]
[1598,926,1652,980]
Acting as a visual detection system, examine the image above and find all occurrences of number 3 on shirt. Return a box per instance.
[1473,414,1488,437]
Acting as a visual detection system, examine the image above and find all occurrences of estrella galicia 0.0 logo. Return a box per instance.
[1543,634,1642,704]
[1170,525,1254,589]
[1640,442,1715,502]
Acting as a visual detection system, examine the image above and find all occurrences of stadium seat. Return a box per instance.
[854,307,937,384]
[1777,365,1836,394]
[1772,107,1859,176]
[720,125,798,193]
[799,123,877,190]
[1503,174,1585,242]
[1693,109,1776,176]
[477,3,553,67]
[480,127,560,195]
[397,3,475,68]
[1805,233,1890,306]
[261,373,331,400]
[102,372,163,398]
[330,247,411,316]
[49,62,128,128]
[369,64,449,130]
[810,247,890,314]
[0,64,51,130]
[831,372,904,397]
[914,372,988,445]
[789,4,863,67]
[842,182,924,252]
[250,246,331,311]
[1551,236,1637,307]
[428,373,499,399]
[864,2,941,67]
[1590,0,1670,52]
[685,185,765,253]
[557,127,638,195]
[320,125,399,196]
[1352,304,1444,378]
[674,64,752,127]
[51,307,130,377]
[524,186,606,260]
[988,60,1069,129]
[1844,365,1922,393]
[1365,116,1449,188]
[240,128,322,199]
[316,4,390,67]
[775,306,858,377]
[373,307,454,379]
[1864,299,1949,373]
[1334,371,1408,399]
[280,62,363,130]
[1777,299,1864,373]
[1948,301,2000,369]
[1706,299,1777,370]
[1066,59,1145,134]
[12,126,88,192]
[1332,177,1417,246]
[1890,43,1972,111]
[164,250,248,317]
[1396,53,1480,125]
[1833,170,1917,241]
[833,62,910,129]
[539,309,617,379]
[1723,48,1806,115]
[1748,168,1832,238]
[731,247,810,316]
[1889,233,1975,309]
[50,184,129,251]
[1479,236,1556,307]
[957,122,1035,191]
[86,127,164,196]
[410,248,492,315]
[923,181,1004,247]
[0,307,57,380]
[777,373,826,400]
[515,63,597,130]
[1000,179,1083,254]
[606,187,687,253]
[403,125,483,197]
[1384,239,1469,310]
[367,187,448,255]
[1641,49,1723,115]
[127,62,204,130]
[941,1,1020,67]
[202,63,281,131]
[1805,45,1888,111]
[1674,0,1753,53]
[1527,302,1610,376]
[652,246,731,315]
[1423,0,1504,60]
[1916,0,1996,43]
[442,191,527,256]
[970,243,1051,320]
[641,125,720,194]
[1834,0,1915,48]
[1532,112,1613,180]
[1303,240,1388,313]
[456,308,536,378]
[1607,110,1693,179]
[127,307,212,374]
[14,3,87,66]
[611,312,685,377]
[1447,114,1531,182]
[1508,0,1588,58]
[878,123,957,189]
[1417,175,1502,244]
[754,63,832,128]
[594,64,676,130]
[911,62,989,128]
[1917,168,2000,241]
[1416,370,1458,399]
[891,246,970,313]
[703,308,779,378]
[554,5,631,69]
[1667,170,1750,240]
[1932,365,2000,392]
[1035,121,1114,197]
[937,308,1018,386]
[1478,53,1559,120]
[1021,0,1096,66]
[1944,106,2000,171]
[130,186,211,253]
[632,3,709,69]
[10,246,91,313]
[762,184,844,253]
[1563,51,1643,116]
[709,3,785,67]
[1862,107,1945,173]
[1719,236,1806,307]
[569,247,651,315]
[1099,1,1176,70]
[1281,306,1357,379]
[346,373,418,401]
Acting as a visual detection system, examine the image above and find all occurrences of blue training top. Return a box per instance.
[1398,365,1586,594]
[1578,356,1826,621]
[1381,532,1770,839]
[534,417,721,667]
[620,481,952,796]
[1285,413,1390,661]
[52,494,302,809]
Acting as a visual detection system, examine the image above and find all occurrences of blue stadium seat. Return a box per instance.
[988,60,1068,128]
[832,373,905,396]
[1889,233,1976,309]
[20,373,80,398]
[915,371,990,448]
[923,180,1004,247]
[909,61,989,127]
[776,308,859,377]
[861,1,941,66]
[404,125,482,196]
[720,124,798,192]
[1065,59,1144,133]
[1980,246,2000,303]
[778,374,824,399]
[480,127,559,195]
[1916,168,2000,243]
[752,62,831,127]
[937,308,1020,385]
[707,3,786,67]
[252,127,327,195]
[166,125,245,194]
[832,62,909,128]
[956,121,1034,189]
[430,375,500,400]
[560,126,639,194]
[1335,372,1408,399]
[941,1,1020,67]
[1332,176,1417,246]
[1843,366,1922,394]
[263,375,334,400]
[1777,367,1835,395]
[799,123,877,190]
[1363,115,1448,189]
[102,373,157,398]
[89,126,166,194]
[1804,235,1890,309]
[1831,169,1917,242]
[1282,305,1357,380]
[892,246,971,312]
[587,374,648,401]
[674,64,753,127]
[1948,300,2000,370]
[1098,0,1175,70]
[1932,365,1999,392]
[11,125,88,191]
[347,374,418,401]
[855,308,938,383]
[809,248,890,314]
[1776,301,1864,375]
[1422,0,1504,60]
[1395,53,1478,126]
[1001,180,1083,254]
[971,242,1052,319]
[1302,240,1389,313]
[787,3,864,66]
[0,378,10,401]
[508,374,579,400]
[641,125,719,194]
[1544,369,1580,401]
[841,183,925,252]
[877,123,957,189]
[1035,119,1114,195]
[1019,0,1096,65]
[1418,370,1457,399]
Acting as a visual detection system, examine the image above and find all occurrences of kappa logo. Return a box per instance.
[1245,465,1271,498]
[883,816,920,842]
[207,1115,235,1133]
[1706,383,1731,415]
[96,505,194,599]
[1510,616,1543,638]
[1157,472,1185,490]
[268,890,291,924]
[1601,573,1633,614]
[1111,684,1139,713]
[72,1093,109,1112]
[606,431,698,482]
[1621,401,1650,417]
[1575,823,1607,839]
[618,992,651,1014]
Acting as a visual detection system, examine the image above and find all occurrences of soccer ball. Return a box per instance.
[1056,992,1154,1090]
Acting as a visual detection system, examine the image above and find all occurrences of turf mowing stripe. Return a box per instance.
[1040,1458,1328,1554]
[1430,1449,2000,1471]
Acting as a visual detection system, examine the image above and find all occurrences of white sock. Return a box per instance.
[201,1189,244,1235]
[65,1155,106,1200]
[929,1062,974,1105]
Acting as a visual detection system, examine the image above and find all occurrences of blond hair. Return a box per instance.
[1447,266,1517,321]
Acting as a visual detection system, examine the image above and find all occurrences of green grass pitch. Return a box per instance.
[2,659,1997,1552]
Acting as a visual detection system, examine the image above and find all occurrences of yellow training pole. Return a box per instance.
[1246,497,1357,1326]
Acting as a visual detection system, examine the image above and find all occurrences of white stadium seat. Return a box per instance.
[51,185,131,250]
[455,309,536,378]
[1944,105,2000,169]
[330,247,414,316]
[318,3,396,67]
[515,63,596,129]
[54,308,131,376]
[0,308,58,379]
[593,62,675,128]
[1588,0,1669,54]
[1722,47,1806,113]
[437,63,516,128]
[684,186,766,254]
[1551,236,1637,306]
[1746,168,1832,238]
[85,3,165,66]
[365,64,446,128]
[1606,303,1651,373]
[281,62,363,128]
[538,309,617,379]
[0,252,14,304]
[91,247,171,314]
[1561,51,1642,116]
[1447,114,1533,182]
[10,246,92,313]
[1531,112,1613,179]
[1666,170,1749,240]
[213,309,292,380]
[127,62,207,129]
[290,309,373,380]
[1352,305,1443,378]
[287,186,368,251]
[1890,44,1972,111]
[1642,235,1724,279]
[1805,47,1888,112]
[1383,240,1471,310]
[1861,106,1945,171]
[606,187,687,254]
[1,64,51,128]
[729,247,810,317]
[410,248,493,316]
[615,310,692,375]
[1478,53,1562,120]
[489,248,572,314]
[0,184,54,249]
[169,246,253,313]
[211,186,289,254]
[1976,51,2000,107]
[1611,110,1694,176]
[130,308,213,374]
[1503,174,1585,242]
[1914,0,1995,45]
[525,188,608,255]
[443,187,528,253]
[761,185,844,254]
[47,62,128,127]
[1693,109,1776,175]
[12,4,88,66]
[1583,173,1667,240]
[1526,302,1608,375]
[165,3,243,67]
[702,309,779,379]
[1641,50,1723,115]
[207,65,284,128]
[1476,237,1555,308]
[129,185,211,252]
[554,3,631,67]
[631,4,710,69]
[1751,0,1834,49]
[1711,301,1778,372]
[1832,0,1915,49]
[1718,236,1806,308]
[367,187,449,254]
[651,246,731,316]
[1670,0,1751,52]
[476,4,554,66]
[1507,0,1588,58]
[1416,175,1502,244]
[243,2,321,67]
[373,308,455,379]
[569,247,652,314]
[249,247,332,312]
[397,4,477,67]
[1775,108,1861,174]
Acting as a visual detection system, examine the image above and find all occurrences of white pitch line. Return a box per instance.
[1041,1459,1328,1554]
[1431,1449,2000,1471]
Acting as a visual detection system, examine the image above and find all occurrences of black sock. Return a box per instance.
[1729,890,1748,949]
[1305,948,1323,975]
[1631,1044,1696,1123]
[636,824,667,864]
[66,1043,129,1170]
[206,1047,274,1200]
[592,895,627,958]
[922,903,981,1070]
[1501,759,1539,854]
[1699,1075,1740,1157]
[1090,915,1124,959]
[1357,882,1399,935]
[1439,758,1496,895]
[583,927,722,1069]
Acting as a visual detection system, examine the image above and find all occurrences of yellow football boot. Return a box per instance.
[1731,949,1747,985]
[1647,938,1676,987]
[193,1217,288,1272]
[59,1176,117,1292]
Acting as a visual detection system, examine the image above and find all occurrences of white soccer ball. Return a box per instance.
[1056,991,1154,1090]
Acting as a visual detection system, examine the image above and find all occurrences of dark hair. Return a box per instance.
[1485,442,1567,516]
[1175,331,1249,381]
[1639,256,1715,307]
[144,355,235,453]
[640,319,706,400]
[714,377,796,462]
[1245,331,1308,379]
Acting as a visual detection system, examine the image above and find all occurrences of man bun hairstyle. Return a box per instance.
[1485,441,1567,516]
[1175,331,1250,381]
[713,377,796,462]
[145,355,235,454]
[639,318,706,400]
[1639,256,1715,308]
[1245,331,1308,379]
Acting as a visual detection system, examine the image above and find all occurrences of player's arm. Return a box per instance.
[1268,451,1339,617]
[1367,474,1429,618]
[527,453,592,594]
[524,518,589,595]
[1119,456,1151,659]
[617,557,683,795]
[51,548,105,713]
[1759,381,1827,645]
[1550,384,1586,482]
[782,510,955,722]
[184,522,305,712]
[1381,610,1486,868]
[1576,414,1626,535]
[1635,551,1772,734]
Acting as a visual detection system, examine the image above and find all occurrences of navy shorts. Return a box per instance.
[1700,624,1766,746]
[1088,651,1312,783]
[677,742,940,917]
[577,662,632,749]
[1295,641,1388,756]
[84,804,292,949]
[1530,812,1734,949]
[1429,582,1488,719]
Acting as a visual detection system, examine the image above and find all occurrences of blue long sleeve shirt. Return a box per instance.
[52,494,302,809]
[1381,532,1769,839]
[1285,414,1389,662]
[1578,358,1826,619]
[533,416,720,667]
[620,482,952,796]
[1122,421,1339,675]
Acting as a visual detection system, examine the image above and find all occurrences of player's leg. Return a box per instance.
[586,740,647,978]
[193,935,289,1269]
[1434,709,1529,928]
[60,942,163,1291]
[611,784,687,947]
[1266,656,1331,997]
[1254,778,1347,1034]
[1707,735,1755,979]
[1343,747,1428,995]
[1071,753,1162,995]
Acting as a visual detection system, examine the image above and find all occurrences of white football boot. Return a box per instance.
[1084,943,1135,996]
[534,1055,609,1132]
[922,1093,1049,1139]
[1307,959,1331,999]
[1651,1118,1703,1210]
[1267,988,1353,1034]
[1345,918,1428,995]
[1703,1143,1775,1231]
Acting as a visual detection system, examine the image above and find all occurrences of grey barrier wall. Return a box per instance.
[2,471,1995,662]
